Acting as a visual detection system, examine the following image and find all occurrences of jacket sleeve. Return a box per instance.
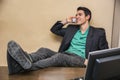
[98,29,109,49]
[50,21,67,37]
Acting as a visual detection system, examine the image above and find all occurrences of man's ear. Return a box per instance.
[86,15,90,20]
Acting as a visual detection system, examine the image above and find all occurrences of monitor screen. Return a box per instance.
[85,47,120,80]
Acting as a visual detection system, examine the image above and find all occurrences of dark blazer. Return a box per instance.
[51,21,109,59]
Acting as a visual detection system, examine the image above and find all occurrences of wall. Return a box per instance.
[0,0,115,66]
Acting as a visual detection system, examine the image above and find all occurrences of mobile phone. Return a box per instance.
[72,18,76,23]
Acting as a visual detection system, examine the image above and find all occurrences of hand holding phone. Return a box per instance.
[61,16,77,25]
[72,17,77,23]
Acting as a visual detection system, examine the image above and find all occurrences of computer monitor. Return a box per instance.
[85,47,120,80]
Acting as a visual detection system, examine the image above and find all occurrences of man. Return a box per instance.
[7,6,108,74]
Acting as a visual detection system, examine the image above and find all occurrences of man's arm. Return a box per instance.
[50,21,66,37]
[50,17,75,37]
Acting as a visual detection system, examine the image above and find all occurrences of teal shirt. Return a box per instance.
[65,27,89,59]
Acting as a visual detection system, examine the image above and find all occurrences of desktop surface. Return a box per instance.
[0,66,85,80]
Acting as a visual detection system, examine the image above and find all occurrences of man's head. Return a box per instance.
[76,6,92,25]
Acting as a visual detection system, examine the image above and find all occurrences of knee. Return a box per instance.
[38,47,49,52]
[53,53,63,59]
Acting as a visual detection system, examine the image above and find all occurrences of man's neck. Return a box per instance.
[80,21,89,34]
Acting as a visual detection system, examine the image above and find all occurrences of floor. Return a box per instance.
[0,66,85,80]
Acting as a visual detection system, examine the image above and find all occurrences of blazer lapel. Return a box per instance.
[65,26,79,44]
[85,26,94,56]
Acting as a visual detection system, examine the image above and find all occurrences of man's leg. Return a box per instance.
[31,53,85,70]
[29,48,57,62]
[7,40,32,69]
[7,40,57,73]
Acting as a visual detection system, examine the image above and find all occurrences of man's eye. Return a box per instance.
[78,13,82,16]
[76,13,82,16]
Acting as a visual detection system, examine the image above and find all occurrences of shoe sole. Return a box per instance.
[7,41,32,69]
[7,51,24,74]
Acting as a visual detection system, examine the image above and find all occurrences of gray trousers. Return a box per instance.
[29,48,85,70]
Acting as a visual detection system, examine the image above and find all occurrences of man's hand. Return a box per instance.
[84,59,88,66]
[61,16,76,25]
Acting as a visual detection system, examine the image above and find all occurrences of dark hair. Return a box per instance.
[77,6,92,22]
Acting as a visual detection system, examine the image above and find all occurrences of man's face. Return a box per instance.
[76,10,90,25]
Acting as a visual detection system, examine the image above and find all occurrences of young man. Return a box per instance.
[7,6,108,74]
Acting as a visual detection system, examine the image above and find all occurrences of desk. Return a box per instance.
[0,66,85,80]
